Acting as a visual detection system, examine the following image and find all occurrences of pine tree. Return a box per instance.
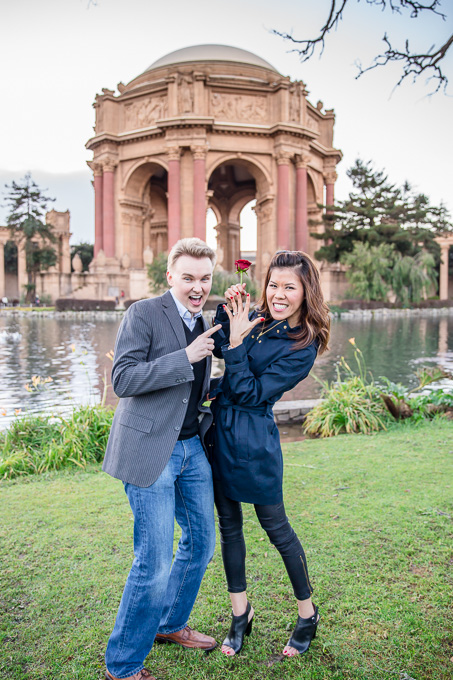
[314,159,452,269]
[4,174,57,302]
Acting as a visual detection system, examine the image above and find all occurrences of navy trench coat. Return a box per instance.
[210,305,317,505]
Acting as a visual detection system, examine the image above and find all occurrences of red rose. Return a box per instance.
[235,259,252,273]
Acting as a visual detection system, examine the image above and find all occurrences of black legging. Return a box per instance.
[213,480,313,601]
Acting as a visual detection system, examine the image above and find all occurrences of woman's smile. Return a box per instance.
[266,268,304,327]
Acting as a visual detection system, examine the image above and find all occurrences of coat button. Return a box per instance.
[183,398,188,403]
[174,426,180,431]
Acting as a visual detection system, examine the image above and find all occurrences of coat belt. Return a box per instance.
[217,399,272,430]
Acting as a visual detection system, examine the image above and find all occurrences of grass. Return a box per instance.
[0,406,114,479]
[0,419,452,680]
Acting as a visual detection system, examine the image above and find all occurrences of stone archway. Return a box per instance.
[121,161,169,269]
[207,157,273,280]
[86,44,343,298]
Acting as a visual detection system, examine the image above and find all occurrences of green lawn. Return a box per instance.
[1,420,452,680]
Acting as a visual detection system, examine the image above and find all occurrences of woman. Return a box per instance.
[210,251,330,658]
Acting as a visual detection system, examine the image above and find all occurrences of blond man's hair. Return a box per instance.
[167,238,216,271]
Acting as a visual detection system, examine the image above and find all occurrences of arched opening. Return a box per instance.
[122,162,168,268]
[239,200,257,277]
[207,162,257,271]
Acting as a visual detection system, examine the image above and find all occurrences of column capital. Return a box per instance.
[191,145,209,160]
[166,145,181,162]
[275,151,292,165]
[295,152,310,169]
[87,160,103,176]
[324,171,338,184]
[102,156,118,173]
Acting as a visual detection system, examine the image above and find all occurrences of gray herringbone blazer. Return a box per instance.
[102,291,213,487]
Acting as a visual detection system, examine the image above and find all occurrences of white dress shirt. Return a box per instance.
[169,288,203,331]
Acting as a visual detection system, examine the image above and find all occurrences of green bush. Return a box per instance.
[211,269,260,299]
[304,343,389,437]
[0,405,114,480]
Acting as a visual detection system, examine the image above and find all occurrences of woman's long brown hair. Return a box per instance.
[257,251,330,354]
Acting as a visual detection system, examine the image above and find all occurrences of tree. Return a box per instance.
[70,242,93,272]
[147,252,168,294]
[3,174,57,302]
[342,241,437,302]
[313,159,452,269]
[342,242,394,301]
[274,0,452,93]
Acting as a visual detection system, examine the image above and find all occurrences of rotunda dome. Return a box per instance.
[145,44,279,74]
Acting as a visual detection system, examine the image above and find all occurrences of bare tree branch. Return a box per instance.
[272,0,349,61]
[273,0,451,93]
[357,31,453,93]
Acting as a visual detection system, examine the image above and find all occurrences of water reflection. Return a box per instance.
[0,312,452,430]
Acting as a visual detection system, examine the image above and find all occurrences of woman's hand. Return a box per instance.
[224,282,247,310]
[223,293,264,348]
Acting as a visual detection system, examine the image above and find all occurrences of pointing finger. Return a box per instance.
[202,324,222,338]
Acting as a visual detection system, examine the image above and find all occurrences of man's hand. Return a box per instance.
[185,324,222,364]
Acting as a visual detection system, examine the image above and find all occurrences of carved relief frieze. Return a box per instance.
[307,115,320,133]
[210,92,268,123]
[124,95,168,129]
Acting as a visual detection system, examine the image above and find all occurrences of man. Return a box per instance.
[103,238,221,680]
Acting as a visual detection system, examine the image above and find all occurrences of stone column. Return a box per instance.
[276,152,291,250]
[0,242,4,298]
[166,146,181,249]
[295,154,309,252]
[93,163,104,258]
[439,241,450,300]
[102,158,117,259]
[325,170,337,214]
[18,242,27,299]
[192,145,208,240]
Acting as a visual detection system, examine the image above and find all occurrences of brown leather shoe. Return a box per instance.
[105,668,156,680]
[154,625,217,651]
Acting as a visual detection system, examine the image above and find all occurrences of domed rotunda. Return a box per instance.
[86,44,342,300]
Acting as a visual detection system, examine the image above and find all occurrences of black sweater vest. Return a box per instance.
[179,317,206,440]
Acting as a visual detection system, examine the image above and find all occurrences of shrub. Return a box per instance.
[211,270,259,299]
[304,344,389,437]
[55,299,116,311]
[0,405,114,480]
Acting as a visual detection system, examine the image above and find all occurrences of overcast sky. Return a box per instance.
[0,0,451,249]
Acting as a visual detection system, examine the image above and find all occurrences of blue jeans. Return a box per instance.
[105,435,216,678]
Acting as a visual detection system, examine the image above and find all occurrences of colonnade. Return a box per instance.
[90,158,117,259]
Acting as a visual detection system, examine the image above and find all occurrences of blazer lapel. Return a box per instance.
[161,290,186,349]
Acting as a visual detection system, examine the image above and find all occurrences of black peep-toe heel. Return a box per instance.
[286,605,320,655]
[222,601,253,655]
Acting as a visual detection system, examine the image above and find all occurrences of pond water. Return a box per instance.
[0,311,452,431]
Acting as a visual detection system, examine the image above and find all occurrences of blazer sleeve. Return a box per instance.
[111,304,194,398]
[221,341,317,407]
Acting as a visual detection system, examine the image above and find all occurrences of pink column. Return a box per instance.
[102,160,116,258]
[93,168,103,257]
[167,148,181,248]
[295,161,308,252]
[192,146,207,240]
[439,243,450,300]
[325,173,336,214]
[276,154,291,250]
